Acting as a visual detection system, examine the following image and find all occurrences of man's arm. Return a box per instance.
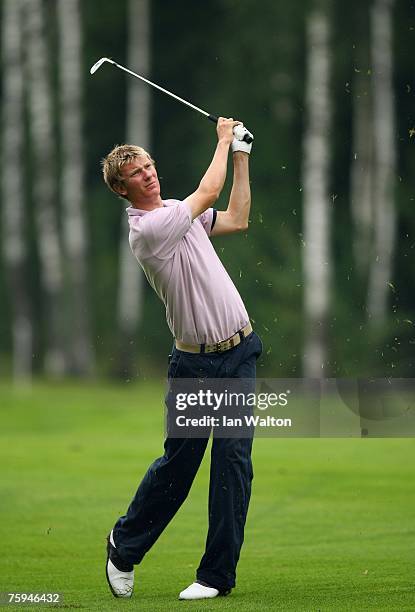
[211,151,251,236]
[185,117,239,221]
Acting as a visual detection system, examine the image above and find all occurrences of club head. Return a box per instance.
[90,57,111,75]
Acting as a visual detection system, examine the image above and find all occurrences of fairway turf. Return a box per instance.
[0,382,414,611]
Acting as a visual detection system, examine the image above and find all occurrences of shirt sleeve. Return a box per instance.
[139,201,192,259]
[197,208,215,236]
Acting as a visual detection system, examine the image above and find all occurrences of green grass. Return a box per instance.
[0,381,414,611]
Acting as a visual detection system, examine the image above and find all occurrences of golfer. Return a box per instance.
[102,117,262,600]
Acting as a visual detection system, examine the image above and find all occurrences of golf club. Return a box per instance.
[90,57,253,144]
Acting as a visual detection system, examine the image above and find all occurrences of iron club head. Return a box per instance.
[90,57,112,75]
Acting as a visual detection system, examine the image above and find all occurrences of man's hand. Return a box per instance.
[231,124,254,155]
[216,117,241,145]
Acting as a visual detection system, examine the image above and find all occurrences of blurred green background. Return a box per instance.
[1,0,414,382]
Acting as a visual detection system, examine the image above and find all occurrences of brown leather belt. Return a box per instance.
[175,323,253,354]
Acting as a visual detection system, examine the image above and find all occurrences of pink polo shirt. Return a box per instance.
[127,199,249,344]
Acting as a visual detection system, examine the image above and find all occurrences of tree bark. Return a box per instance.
[1,0,33,383]
[367,0,397,325]
[350,7,374,277]
[23,0,67,376]
[57,0,95,375]
[115,0,150,379]
[302,1,332,377]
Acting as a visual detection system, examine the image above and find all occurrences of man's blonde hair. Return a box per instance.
[101,144,155,199]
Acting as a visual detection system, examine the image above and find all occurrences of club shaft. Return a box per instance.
[109,60,217,122]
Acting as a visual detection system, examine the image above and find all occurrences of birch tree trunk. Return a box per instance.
[57,0,95,375]
[302,1,332,377]
[116,0,150,378]
[1,0,33,382]
[350,9,374,277]
[367,0,397,325]
[23,0,67,376]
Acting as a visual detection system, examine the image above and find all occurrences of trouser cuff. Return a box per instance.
[196,573,234,594]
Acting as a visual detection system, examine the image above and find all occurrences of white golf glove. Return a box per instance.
[231,124,254,154]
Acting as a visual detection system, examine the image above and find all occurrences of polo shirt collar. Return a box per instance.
[125,200,171,217]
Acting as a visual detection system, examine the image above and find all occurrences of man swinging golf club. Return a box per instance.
[101,117,262,600]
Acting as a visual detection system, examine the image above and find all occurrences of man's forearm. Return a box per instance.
[185,118,238,220]
[198,140,230,200]
[227,153,251,228]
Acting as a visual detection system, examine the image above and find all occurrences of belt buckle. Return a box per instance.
[215,341,224,353]
[216,337,234,353]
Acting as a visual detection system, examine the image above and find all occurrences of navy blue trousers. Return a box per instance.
[113,331,262,592]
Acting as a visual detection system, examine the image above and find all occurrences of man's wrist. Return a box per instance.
[217,139,231,148]
[233,151,249,162]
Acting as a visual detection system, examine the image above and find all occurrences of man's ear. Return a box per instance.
[113,181,127,196]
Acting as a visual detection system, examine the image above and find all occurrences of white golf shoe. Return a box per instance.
[179,582,219,600]
[106,531,134,598]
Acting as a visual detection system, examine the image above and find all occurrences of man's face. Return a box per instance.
[117,155,160,204]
